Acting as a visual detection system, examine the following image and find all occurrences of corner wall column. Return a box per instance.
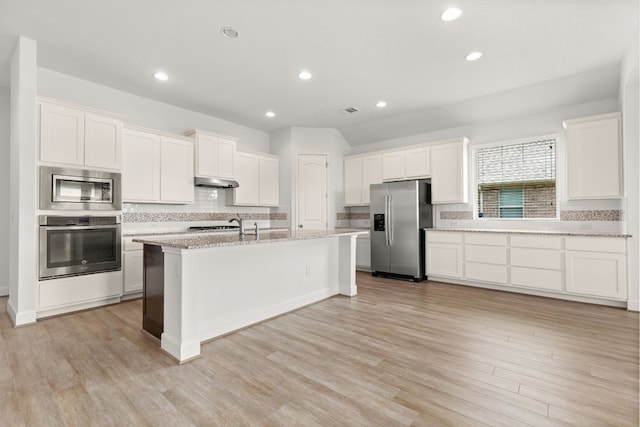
[8,36,38,325]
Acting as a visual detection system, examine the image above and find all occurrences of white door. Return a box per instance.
[297,154,327,230]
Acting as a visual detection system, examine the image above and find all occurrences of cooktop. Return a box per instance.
[189,225,240,231]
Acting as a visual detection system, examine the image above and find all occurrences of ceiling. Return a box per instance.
[0,0,637,145]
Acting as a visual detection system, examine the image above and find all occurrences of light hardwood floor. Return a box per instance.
[1,272,638,426]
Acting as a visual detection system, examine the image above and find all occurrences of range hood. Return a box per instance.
[194,177,239,188]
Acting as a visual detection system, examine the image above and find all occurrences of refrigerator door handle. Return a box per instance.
[388,194,393,244]
[385,194,390,246]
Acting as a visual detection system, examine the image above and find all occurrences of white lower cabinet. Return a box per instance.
[425,232,463,279]
[463,233,507,283]
[37,271,123,318]
[509,235,563,291]
[425,230,628,304]
[355,232,371,271]
[123,237,144,294]
[565,236,627,299]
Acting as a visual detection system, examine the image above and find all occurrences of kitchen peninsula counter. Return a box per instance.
[134,229,366,363]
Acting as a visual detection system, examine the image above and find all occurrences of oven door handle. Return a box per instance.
[40,225,120,231]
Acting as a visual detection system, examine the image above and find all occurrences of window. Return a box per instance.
[477,138,556,219]
[499,188,523,218]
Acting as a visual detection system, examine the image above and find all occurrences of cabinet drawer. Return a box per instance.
[123,237,143,251]
[511,267,562,291]
[426,232,463,244]
[565,237,626,254]
[38,271,123,310]
[465,245,507,265]
[464,233,507,246]
[510,248,561,270]
[510,235,561,249]
[464,262,507,284]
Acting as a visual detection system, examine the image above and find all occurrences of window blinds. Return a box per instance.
[477,138,557,219]
[477,139,556,185]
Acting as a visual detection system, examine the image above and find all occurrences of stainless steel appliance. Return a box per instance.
[40,166,122,211]
[370,180,433,281]
[39,215,121,280]
[188,225,240,231]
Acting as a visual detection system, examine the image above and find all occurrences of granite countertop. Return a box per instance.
[133,229,367,249]
[425,228,631,238]
[124,227,289,238]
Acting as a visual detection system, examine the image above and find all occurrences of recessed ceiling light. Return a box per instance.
[298,70,312,80]
[153,71,169,81]
[265,111,275,118]
[376,101,387,108]
[220,27,239,38]
[465,51,483,61]
[440,7,463,22]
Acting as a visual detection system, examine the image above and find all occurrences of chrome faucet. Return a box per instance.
[228,217,245,235]
[254,222,260,239]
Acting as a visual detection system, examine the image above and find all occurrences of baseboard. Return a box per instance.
[627,299,640,312]
[6,299,37,326]
[0,284,8,297]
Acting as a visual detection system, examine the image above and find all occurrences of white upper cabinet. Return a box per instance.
[233,151,279,206]
[381,146,431,182]
[431,138,469,204]
[344,153,382,206]
[160,136,195,203]
[39,100,122,170]
[564,112,622,200]
[187,129,237,180]
[382,150,405,181]
[122,127,193,204]
[404,146,430,178]
[344,157,363,206]
[361,154,382,204]
[122,129,160,202]
[84,113,122,170]
[259,155,279,206]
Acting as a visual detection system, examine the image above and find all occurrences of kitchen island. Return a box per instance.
[134,229,366,363]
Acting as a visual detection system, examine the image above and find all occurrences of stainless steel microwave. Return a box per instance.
[40,166,122,211]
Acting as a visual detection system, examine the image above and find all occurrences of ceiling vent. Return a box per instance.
[342,106,359,114]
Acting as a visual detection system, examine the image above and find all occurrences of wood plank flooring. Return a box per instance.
[0,272,638,426]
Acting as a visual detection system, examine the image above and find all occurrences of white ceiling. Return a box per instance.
[0,0,637,145]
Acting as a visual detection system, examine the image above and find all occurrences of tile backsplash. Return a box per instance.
[122,187,289,233]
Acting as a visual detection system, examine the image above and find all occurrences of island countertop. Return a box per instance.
[133,229,366,250]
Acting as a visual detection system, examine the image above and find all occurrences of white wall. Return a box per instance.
[270,127,294,227]
[37,68,269,153]
[0,87,9,296]
[349,97,623,233]
[620,37,639,312]
[271,127,350,230]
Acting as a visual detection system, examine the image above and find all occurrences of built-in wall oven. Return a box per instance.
[39,215,122,280]
[39,166,122,211]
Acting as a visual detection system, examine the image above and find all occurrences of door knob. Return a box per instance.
[299,224,303,228]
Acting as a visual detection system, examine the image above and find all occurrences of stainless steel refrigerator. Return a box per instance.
[370,180,433,281]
